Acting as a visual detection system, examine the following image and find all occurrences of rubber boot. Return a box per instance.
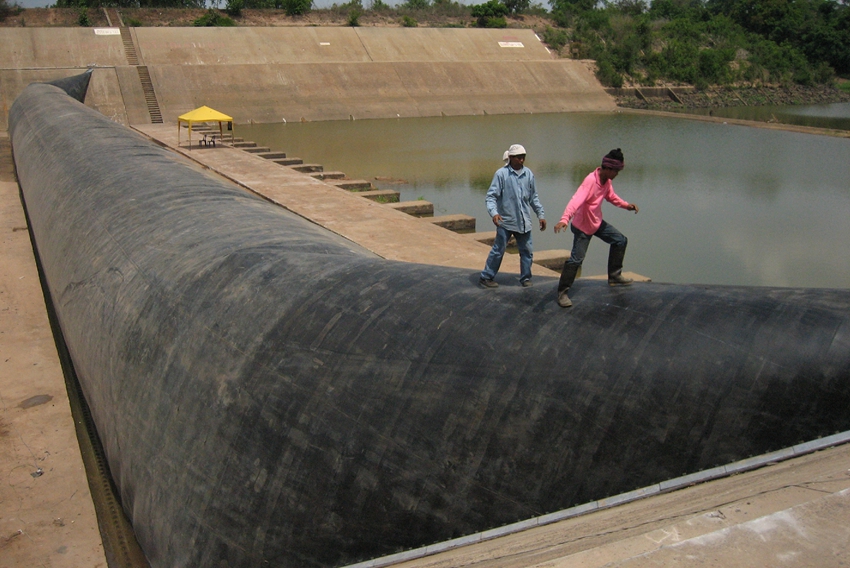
[558,262,580,308]
[607,245,633,286]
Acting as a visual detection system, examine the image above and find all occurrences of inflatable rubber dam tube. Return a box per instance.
[10,76,850,568]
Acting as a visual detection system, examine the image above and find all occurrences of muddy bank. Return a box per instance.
[617,84,850,110]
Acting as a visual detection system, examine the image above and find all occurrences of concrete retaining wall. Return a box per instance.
[1,67,129,128]
[130,27,554,65]
[151,59,612,123]
[0,28,126,69]
[0,26,614,130]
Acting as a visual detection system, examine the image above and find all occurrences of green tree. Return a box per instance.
[550,0,597,13]
[193,9,236,25]
[401,0,431,9]
[282,0,311,15]
[541,26,569,53]
[347,5,362,24]
[470,0,508,26]
[708,0,850,74]
[503,0,529,14]
[78,7,92,26]
[595,55,624,87]
[225,0,243,16]
[612,0,646,16]
[0,0,14,22]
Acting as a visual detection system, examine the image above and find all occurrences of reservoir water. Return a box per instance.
[672,102,850,132]
[242,111,850,288]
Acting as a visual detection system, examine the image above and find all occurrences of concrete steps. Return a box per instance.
[466,234,571,269]
[467,233,571,269]
[272,157,304,166]
[328,179,374,191]
[119,26,138,65]
[533,249,570,271]
[256,152,288,160]
[466,231,514,246]
[137,66,163,124]
[291,164,324,173]
[357,189,400,203]
[427,214,476,232]
[232,141,472,230]
[310,171,346,180]
[386,200,434,217]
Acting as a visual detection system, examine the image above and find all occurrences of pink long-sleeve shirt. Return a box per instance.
[559,168,630,235]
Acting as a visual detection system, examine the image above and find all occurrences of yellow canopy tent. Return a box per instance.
[177,106,233,149]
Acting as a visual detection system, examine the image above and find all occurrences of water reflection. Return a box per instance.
[673,102,850,131]
[242,112,850,288]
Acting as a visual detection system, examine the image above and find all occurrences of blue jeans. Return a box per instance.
[558,220,627,292]
[481,226,533,283]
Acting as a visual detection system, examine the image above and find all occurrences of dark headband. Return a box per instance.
[601,156,624,170]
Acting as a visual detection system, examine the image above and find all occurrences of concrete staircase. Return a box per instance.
[118,26,138,65]
[116,21,163,125]
[137,66,163,124]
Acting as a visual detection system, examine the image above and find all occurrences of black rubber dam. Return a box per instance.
[9,75,850,568]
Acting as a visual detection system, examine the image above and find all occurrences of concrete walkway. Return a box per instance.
[0,132,106,568]
[359,441,850,568]
[135,123,561,280]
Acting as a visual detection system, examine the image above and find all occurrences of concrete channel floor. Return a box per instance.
[374,444,850,568]
[2,125,848,568]
[0,132,107,567]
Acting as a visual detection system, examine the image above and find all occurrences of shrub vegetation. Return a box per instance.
[470,0,508,27]
[193,9,235,25]
[549,0,849,88]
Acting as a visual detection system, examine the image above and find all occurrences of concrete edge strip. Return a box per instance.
[343,430,850,568]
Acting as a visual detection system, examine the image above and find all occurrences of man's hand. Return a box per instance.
[554,221,569,233]
[539,219,547,231]
[628,203,639,214]
[492,214,503,227]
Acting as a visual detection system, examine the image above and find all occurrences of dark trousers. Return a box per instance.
[558,220,627,293]
[481,226,534,283]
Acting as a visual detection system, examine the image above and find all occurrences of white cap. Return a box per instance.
[502,144,527,161]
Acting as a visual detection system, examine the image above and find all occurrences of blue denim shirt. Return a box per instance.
[485,165,545,234]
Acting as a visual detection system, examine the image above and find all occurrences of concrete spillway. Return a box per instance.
[9,74,850,568]
[0,27,614,130]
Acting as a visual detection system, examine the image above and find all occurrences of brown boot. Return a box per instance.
[607,244,633,286]
[557,262,579,307]
[608,274,633,286]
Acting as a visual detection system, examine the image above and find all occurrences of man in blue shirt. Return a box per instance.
[479,144,546,288]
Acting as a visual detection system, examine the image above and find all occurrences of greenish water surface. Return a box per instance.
[672,102,850,131]
[242,111,850,288]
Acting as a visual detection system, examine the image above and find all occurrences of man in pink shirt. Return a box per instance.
[553,149,639,308]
